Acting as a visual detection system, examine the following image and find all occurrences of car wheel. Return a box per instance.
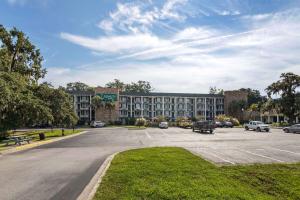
[245,126,249,131]
[284,129,289,133]
[266,129,269,132]
[209,130,213,134]
[256,127,261,132]
[192,127,195,132]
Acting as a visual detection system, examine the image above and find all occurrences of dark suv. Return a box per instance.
[192,121,215,134]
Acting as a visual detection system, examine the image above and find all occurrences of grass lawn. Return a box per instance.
[94,147,300,200]
[0,129,82,151]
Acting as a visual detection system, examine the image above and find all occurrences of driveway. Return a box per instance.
[0,127,299,200]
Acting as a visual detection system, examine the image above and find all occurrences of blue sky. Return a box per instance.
[1,0,300,93]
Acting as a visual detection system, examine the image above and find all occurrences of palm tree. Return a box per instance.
[91,96,103,109]
[105,101,116,121]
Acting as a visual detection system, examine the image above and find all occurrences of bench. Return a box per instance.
[3,136,33,146]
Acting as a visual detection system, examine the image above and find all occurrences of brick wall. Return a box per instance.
[224,90,248,116]
[94,87,119,123]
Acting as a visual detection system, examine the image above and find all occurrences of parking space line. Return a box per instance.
[240,149,284,163]
[160,129,169,137]
[269,147,300,155]
[197,149,235,165]
[144,131,152,139]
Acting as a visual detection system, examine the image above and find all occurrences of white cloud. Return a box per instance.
[98,0,188,33]
[60,32,171,53]
[57,8,300,93]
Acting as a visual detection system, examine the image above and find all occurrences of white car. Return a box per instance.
[90,121,105,128]
[159,122,168,129]
[244,121,270,132]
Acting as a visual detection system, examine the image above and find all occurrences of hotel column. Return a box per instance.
[162,96,165,117]
[194,97,197,118]
[130,96,133,117]
[204,97,207,120]
[89,95,92,121]
[185,97,187,117]
[214,98,217,119]
[141,96,144,118]
[174,97,177,119]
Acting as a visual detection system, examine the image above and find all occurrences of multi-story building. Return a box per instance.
[69,87,225,124]
[118,92,224,122]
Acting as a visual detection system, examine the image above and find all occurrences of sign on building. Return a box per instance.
[96,93,118,102]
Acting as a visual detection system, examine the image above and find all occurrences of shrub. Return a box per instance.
[230,118,240,126]
[125,117,136,125]
[135,118,146,127]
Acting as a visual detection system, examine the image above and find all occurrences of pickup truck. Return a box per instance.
[244,121,270,132]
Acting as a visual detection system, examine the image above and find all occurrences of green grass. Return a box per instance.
[94,147,300,200]
[0,129,82,151]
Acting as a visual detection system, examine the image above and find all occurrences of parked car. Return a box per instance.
[244,121,270,132]
[215,121,223,127]
[215,121,233,128]
[90,121,105,128]
[192,121,215,134]
[283,124,300,133]
[159,122,168,129]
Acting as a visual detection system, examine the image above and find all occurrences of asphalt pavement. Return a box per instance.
[0,127,299,200]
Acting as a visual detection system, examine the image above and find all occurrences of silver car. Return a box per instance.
[90,121,105,128]
[159,122,168,129]
[283,124,300,133]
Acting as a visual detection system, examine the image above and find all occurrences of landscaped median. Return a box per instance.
[0,129,84,152]
[93,147,300,200]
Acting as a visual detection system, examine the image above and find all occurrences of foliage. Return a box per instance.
[215,114,240,126]
[191,115,205,122]
[209,86,224,95]
[0,72,53,135]
[106,79,153,93]
[154,115,166,123]
[91,96,103,108]
[265,72,300,123]
[64,82,94,92]
[228,100,247,120]
[239,88,267,107]
[125,117,136,125]
[272,122,289,127]
[105,79,126,91]
[94,147,300,200]
[0,25,46,83]
[0,26,78,134]
[135,118,146,127]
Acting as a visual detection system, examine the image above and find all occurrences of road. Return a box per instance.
[0,127,300,200]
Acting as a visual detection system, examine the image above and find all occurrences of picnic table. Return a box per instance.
[3,135,34,146]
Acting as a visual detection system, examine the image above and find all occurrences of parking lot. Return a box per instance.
[141,127,300,165]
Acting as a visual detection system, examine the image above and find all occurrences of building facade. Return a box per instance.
[119,92,224,123]
[69,87,225,124]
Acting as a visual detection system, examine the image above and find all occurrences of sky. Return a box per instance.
[1,0,300,93]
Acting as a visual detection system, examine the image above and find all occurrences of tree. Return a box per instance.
[105,79,126,91]
[0,72,53,136]
[33,83,78,128]
[105,79,153,93]
[248,103,259,120]
[239,88,266,106]
[228,100,247,121]
[0,25,46,83]
[105,101,116,122]
[91,96,103,108]
[266,72,300,123]
[209,86,224,95]
[65,82,94,92]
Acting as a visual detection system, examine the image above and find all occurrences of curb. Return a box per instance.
[77,152,117,200]
[0,131,88,155]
